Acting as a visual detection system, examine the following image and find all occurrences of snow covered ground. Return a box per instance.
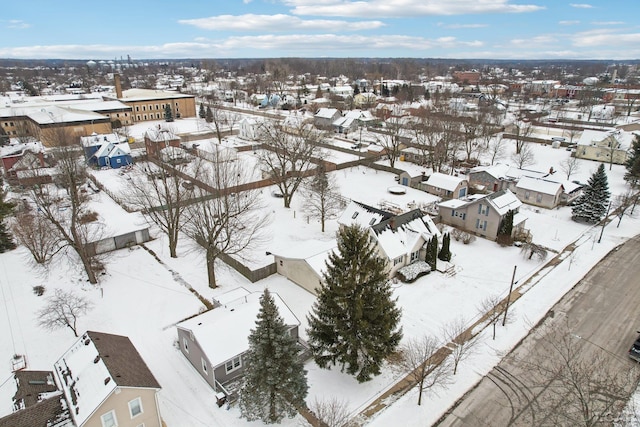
[1,129,639,426]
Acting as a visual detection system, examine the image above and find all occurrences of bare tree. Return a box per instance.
[257,120,323,208]
[614,190,639,227]
[375,116,406,168]
[303,166,345,232]
[408,109,443,169]
[396,335,452,406]
[205,99,229,143]
[478,294,514,340]
[460,115,482,162]
[183,156,270,288]
[488,134,507,165]
[511,141,536,169]
[519,324,640,427]
[307,397,352,427]
[37,288,93,337]
[511,114,533,154]
[12,211,63,265]
[126,161,195,258]
[520,241,548,261]
[24,128,104,284]
[442,317,481,375]
[560,155,581,179]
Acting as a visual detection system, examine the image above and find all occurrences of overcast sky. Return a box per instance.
[1,0,638,60]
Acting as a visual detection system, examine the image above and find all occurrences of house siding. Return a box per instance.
[274,256,322,295]
[82,387,161,427]
[177,327,218,390]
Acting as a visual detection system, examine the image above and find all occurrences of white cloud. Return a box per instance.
[592,21,625,26]
[437,23,488,29]
[178,14,385,32]
[281,0,544,18]
[6,19,30,29]
[0,34,484,59]
[509,35,557,47]
[569,3,593,8]
[243,0,253,3]
[559,20,580,25]
[572,29,640,47]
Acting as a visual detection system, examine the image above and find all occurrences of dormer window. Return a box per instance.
[352,212,359,219]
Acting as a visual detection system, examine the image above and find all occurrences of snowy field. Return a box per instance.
[1,128,640,426]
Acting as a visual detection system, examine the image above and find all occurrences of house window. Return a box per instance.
[451,210,455,216]
[225,356,242,373]
[369,218,376,225]
[536,193,543,203]
[477,204,482,214]
[128,397,143,418]
[483,220,488,230]
[462,213,466,220]
[183,337,189,353]
[101,410,118,427]
[202,358,208,374]
[475,218,481,229]
[524,190,530,199]
[393,256,403,266]
[352,212,359,219]
[142,105,146,111]
[135,106,140,112]
[155,104,159,110]
[143,115,147,120]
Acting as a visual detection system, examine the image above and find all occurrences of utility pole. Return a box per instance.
[597,201,612,243]
[502,265,517,326]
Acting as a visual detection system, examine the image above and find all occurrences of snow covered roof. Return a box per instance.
[0,105,105,125]
[438,198,467,209]
[80,133,127,148]
[315,108,339,119]
[337,201,393,228]
[486,189,522,215]
[515,176,563,195]
[54,331,160,427]
[469,163,510,180]
[371,210,440,260]
[116,88,193,101]
[425,172,466,192]
[177,290,300,368]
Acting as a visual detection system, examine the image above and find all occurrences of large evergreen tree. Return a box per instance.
[426,236,438,270]
[307,224,402,382]
[239,289,308,424]
[164,104,173,122]
[572,163,610,223]
[624,135,640,186]
[198,103,206,119]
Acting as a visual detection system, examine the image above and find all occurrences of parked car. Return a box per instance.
[628,333,640,362]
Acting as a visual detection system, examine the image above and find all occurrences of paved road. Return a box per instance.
[437,234,640,427]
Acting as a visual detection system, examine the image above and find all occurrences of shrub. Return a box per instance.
[33,285,45,296]
[461,232,476,245]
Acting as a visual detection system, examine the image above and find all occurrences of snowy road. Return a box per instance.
[436,234,640,426]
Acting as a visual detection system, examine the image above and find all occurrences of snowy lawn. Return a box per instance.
[2,125,639,426]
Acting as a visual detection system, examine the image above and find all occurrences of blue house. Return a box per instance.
[81,133,132,169]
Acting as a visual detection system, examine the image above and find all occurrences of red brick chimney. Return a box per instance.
[114,74,123,99]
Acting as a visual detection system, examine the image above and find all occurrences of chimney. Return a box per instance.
[114,74,123,99]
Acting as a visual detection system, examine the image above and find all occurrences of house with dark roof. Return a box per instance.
[338,201,441,278]
[54,331,163,427]
[0,370,71,427]
[0,331,161,427]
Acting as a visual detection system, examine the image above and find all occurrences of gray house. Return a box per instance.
[438,189,527,241]
[176,288,300,397]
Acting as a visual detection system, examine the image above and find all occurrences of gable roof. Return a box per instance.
[54,331,160,427]
[371,209,440,260]
[314,108,340,119]
[337,201,393,229]
[177,289,300,368]
[0,395,70,427]
[516,176,564,195]
[12,371,58,409]
[425,172,466,192]
[486,189,522,215]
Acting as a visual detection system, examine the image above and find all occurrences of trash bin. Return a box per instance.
[215,392,226,407]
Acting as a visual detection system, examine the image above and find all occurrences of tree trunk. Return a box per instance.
[418,378,424,405]
[206,249,217,288]
[169,234,178,258]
